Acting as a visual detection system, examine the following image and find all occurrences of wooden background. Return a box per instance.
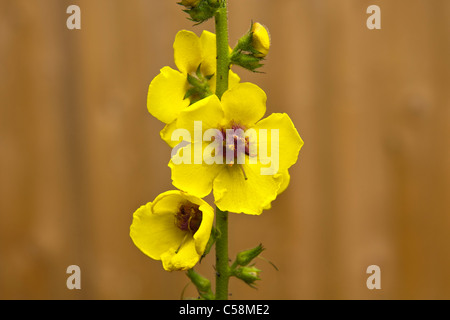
[0,0,449,299]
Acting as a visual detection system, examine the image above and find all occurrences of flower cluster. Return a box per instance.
[130,1,303,298]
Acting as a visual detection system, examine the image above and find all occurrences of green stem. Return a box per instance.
[215,3,230,99]
[215,206,229,300]
[214,0,230,301]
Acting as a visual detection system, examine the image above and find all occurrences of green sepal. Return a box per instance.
[180,0,221,24]
[200,226,218,262]
[186,269,215,300]
[232,266,262,289]
[184,64,214,105]
[230,52,264,72]
[187,73,203,88]
[183,87,197,100]
[235,243,265,267]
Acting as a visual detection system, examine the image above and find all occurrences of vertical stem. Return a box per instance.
[215,0,230,300]
[215,3,230,99]
[215,206,229,300]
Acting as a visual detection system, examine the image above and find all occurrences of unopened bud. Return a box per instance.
[179,0,200,7]
[251,23,270,58]
[231,22,271,72]
[234,266,262,288]
[235,244,264,266]
[179,0,220,24]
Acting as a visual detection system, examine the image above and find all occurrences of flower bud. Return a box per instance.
[235,244,264,266]
[179,0,220,24]
[179,0,201,7]
[186,269,214,300]
[251,23,270,58]
[230,22,271,72]
[234,266,262,288]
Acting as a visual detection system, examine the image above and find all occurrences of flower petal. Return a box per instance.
[169,144,223,198]
[176,95,225,142]
[254,113,304,172]
[228,70,241,88]
[199,30,217,77]
[160,120,183,148]
[147,66,190,124]
[193,202,215,255]
[213,163,283,215]
[263,170,290,210]
[130,201,185,261]
[174,30,203,75]
[277,170,291,195]
[151,190,186,214]
[221,82,267,127]
[161,237,199,271]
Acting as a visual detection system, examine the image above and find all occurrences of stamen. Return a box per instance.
[175,233,189,254]
[239,164,248,180]
[220,123,253,172]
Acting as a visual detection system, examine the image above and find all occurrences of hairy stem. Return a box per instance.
[214,3,230,99]
[214,2,230,300]
[215,206,229,300]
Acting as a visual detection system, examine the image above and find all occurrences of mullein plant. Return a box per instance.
[130,0,304,300]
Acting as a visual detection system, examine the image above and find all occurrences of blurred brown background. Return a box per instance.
[1,0,449,300]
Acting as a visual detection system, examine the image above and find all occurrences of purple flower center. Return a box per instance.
[219,123,251,164]
[175,202,203,234]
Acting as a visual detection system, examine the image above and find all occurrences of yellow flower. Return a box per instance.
[147,30,240,147]
[251,23,270,58]
[168,83,304,215]
[130,190,214,271]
